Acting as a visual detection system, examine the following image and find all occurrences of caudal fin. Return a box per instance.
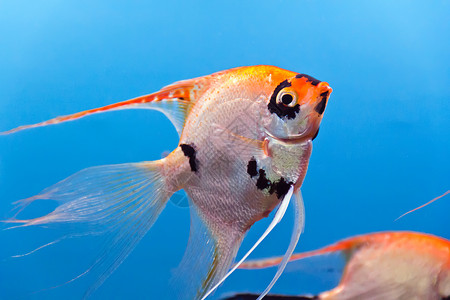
[3,160,172,298]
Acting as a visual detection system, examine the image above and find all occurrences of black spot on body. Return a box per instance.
[256,169,271,190]
[250,160,293,199]
[180,143,198,173]
[268,80,300,120]
[247,158,258,177]
[295,73,321,86]
[314,91,329,115]
[270,177,292,199]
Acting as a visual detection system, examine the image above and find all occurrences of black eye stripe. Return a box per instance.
[271,79,291,98]
[267,79,300,120]
[295,73,321,86]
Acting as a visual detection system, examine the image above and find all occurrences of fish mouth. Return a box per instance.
[264,111,322,144]
[264,128,313,144]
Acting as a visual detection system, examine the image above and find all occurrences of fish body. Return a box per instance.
[167,66,328,231]
[237,231,450,300]
[2,66,332,298]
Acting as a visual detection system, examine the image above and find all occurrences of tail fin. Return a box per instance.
[3,160,172,297]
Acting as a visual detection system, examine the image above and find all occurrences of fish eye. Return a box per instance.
[277,91,297,107]
[282,94,293,105]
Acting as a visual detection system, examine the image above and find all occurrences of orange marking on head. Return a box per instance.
[318,81,333,96]
[290,77,333,108]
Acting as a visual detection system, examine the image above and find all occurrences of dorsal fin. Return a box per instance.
[395,190,450,221]
[0,76,211,137]
[238,237,361,270]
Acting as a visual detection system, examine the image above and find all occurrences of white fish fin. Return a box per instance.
[147,99,191,136]
[200,185,294,300]
[3,161,172,298]
[0,77,210,136]
[172,203,245,300]
[257,189,305,300]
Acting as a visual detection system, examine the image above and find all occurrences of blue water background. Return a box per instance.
[0,1,449,299]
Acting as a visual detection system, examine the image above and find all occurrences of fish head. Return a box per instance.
[256,72,332,188]
[264,73,332,143]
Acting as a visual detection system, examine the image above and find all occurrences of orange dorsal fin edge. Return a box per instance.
[396,190,450,221]
[1,78,205,135]
[239,239,358,270]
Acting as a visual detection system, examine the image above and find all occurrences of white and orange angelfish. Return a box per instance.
[2,66,332,299]
[234,231,450,300]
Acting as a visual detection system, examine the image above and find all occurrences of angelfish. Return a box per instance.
[235,231,450,300]
[2,66,332,299]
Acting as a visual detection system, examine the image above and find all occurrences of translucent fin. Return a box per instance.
[146,99,192,136]
[0,76,209,136]
[395,190,450,221]
[10,236,67,258]
[172,203,245,300]
[257,189,305,299]
[201,186,294,300]
[3,161,172,297]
